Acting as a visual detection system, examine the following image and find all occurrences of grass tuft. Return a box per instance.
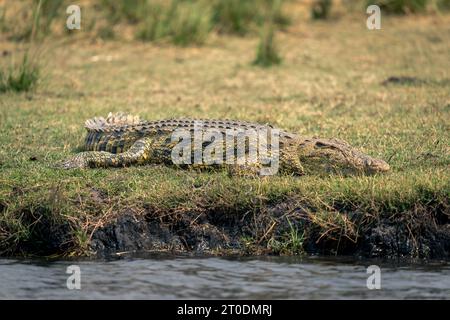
[268,219,305,255]
[437,0,450,10]
[136,0,212,46]
[101,0,148,24]
[212,0,290,35]
[311,0,333,20]
[253,22,282,67]
[0,54,40,93]
[9,0,65,42]
[367,0,429,14]
[212,0,259,35]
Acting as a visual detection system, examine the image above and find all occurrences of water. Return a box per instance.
[1,255,449,299]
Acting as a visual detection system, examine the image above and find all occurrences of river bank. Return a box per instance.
[1,12,449,260]
[1,175,448,259]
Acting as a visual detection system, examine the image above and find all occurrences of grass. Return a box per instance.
[34,0,65,37]
[268,219,305,255]
[1,0,289,46]
[0,6,7,33]
[101,0,148,24]
[311,0,333,20]
[6,0,65,41]
[211,0,259,35]
[136,0,287,45]
[210,0,290,35]
[438,0,450,9]
[0,0,42,93]
[136,0,212,46]
[253,22,282,67]
[367,0,429,14]
[0,53,40,93]
[0,3,449,257]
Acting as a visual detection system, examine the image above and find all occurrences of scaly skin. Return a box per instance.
[61,113,390,176]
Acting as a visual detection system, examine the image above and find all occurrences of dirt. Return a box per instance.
[360,215,450,259]
[14,209,75,256]
[89,204,450,259]
[1,199,448,259]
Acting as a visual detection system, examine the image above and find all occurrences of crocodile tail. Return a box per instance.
[84,112,142,132]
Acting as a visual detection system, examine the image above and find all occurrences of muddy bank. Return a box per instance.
[89,204,450,259]
[1,198,449,259]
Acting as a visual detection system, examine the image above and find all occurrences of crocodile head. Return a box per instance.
[296,138,390,176]
[362,156,391,174]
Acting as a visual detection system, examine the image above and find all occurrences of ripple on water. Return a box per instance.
[0,256,449,299]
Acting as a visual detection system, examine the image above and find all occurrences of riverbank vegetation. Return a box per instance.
[0,0,449,258]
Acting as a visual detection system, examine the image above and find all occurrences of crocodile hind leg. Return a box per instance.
[61,137,154,169]
[279,146,304,176]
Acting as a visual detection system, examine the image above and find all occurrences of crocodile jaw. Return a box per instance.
[296,138,390,176]
[364,158,390,174]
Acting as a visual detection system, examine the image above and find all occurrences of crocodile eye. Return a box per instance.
[315,142,328,148]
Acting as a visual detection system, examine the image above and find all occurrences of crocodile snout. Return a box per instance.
[365,158,390,173]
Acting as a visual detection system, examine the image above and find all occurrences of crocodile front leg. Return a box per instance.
[61,137,154,169]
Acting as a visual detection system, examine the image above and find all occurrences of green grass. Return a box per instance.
[0,6,449,257]
[136,0,212,46]
[101,0,148,24]
[367,0,429,14]
[212,0,290,35]
[0,6,7,33]
[136,0,287,46]
[35,0,65,36]
[0,53,40,93]
[437,0,450,10]
[311,0,333,20]
[2,0,290,46]
[7,0,65,41]
[253,22,282,67]
[212,0,267,35]
[268,219,305,255]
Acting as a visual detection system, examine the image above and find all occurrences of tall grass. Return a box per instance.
[212,0,259,35]
[212,0,289,35]
[37,0,65,35]
[437,0,450,10]
[3,0,290,45]
[253,21,282,67]
[0,6,7,33]
[311,0,333,20]
[135,3,165,42]
[101,0,147,24]
[9,0,65,41]
[366,0,429,14]
[169,1,212,46]
[0,53,40,93]
[136,0,290,44]
[253,1,283,67]
[136,0,212,46]
[1,0,43,93]
[136,0,288,45]
[267,219,305,255]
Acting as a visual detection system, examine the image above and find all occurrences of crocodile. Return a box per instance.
[61,112,390,176]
